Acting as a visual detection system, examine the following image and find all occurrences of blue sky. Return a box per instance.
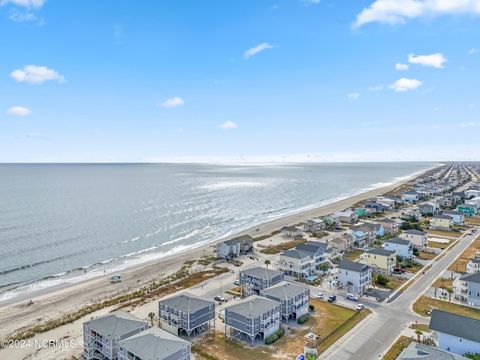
[1,0,479,162]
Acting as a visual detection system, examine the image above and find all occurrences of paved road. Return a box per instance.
[321,226,479,360]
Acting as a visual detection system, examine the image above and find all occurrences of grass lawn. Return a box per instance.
[383,336,413,360]
[343,249,364,261]
[410,323,430,332]
[467,217,480,226]
[428,240,451,249]
[260,238,307,255]
[448,235,480,273]
[417,251,437,260]
[194,299,370,360]
[427,229,459,238]
[413,295,480,319]
[432,278,453,290]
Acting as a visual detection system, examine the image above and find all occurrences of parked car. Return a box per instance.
[214,295,226,302]
[346,293,358,302]
[393,268,405,274]
[327,295,336,303]
[234,280,240,286]
[356,304,365,311]
[316,292,324,299]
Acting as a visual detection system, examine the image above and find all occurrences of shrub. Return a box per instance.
[297,314,309,324]
[265,328,285,345]
[309,304,315,311]
[374,274,390,287]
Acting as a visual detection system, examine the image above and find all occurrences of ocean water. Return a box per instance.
[0,162,435,300]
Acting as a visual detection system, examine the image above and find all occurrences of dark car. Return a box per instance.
[393,268,405,274]
[327,295,337,303]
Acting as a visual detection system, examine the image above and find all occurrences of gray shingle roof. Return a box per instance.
[443,211,463,216]
[367,248,395,256]
[429,309,480,343]
[226,296,279,318]
[281,249,312,260]
[117,328,190,360]
[397,342,467,360]
[434,215,453,220]
[461,273,480,284]
[295,241,328,254]
[160,293,214,313]
[384,237,410,246]
[240,267,283,280]
[338,260,370,273]
[84,311,147,339]
[377,218,396,223]
[260,281,309,300]
[281,226,300,232]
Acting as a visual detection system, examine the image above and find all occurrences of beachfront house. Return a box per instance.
[384,238,413,259]
[260,281,310,322]
[429,309,480,356]
[303,218,325,233]
[330,234,354,252]
[224,296,281,346]
[374,218,399,233]
[443,211,465,226]
[401,191,420,203]
[457,204,478,217]
[117,328,191,360]
[240,267,284,295]
[321,215,339,229]
[159,293,215,338]
[333,209,358,224]
[337,260,372,294]
[280,226,302,239]
[430,215,453,230]
[397,342,468,360]
[216,239,241,260]
[418,202,438,216]
[467,197,480,208]
[216,235,253,259]
[467,258,480,274]
[278,249,314,279]
[277,241,329,279]
[460,273,480,307]
[400,229,428,249]
[466,189,480,198]
[351,223,384,244]
[365,248,396,275]
[83,311,148,360]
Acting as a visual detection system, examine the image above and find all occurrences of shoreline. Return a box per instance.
[0,165,436,306]
[0,164,441,339]
[0,164,439,309]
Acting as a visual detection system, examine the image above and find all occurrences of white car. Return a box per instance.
[346,293,358,302]
[316,293,324,299]
[304,332,317,340]
[234,280,240,286]
[356,304,365,311]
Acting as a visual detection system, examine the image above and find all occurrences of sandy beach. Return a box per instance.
[0,165,438,346]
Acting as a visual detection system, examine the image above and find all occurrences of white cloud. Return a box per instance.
[408,53,447,68]
[348,92,360,100]
[369,85,384,91]
[6,106,31,116]
[10,65,65,84]
[460,121,479,127]
[219,120,238,130]
[395,63,410,71]
[354,0,480,28]
[468,47,479,54]
[390,77,422,92]
[158,96,184,108]
[0,0,45,8]
[244,43,275,59]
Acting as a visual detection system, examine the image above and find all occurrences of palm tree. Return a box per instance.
[148,312,155,327]
[264,259,271,268]
[415,329,423,343]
